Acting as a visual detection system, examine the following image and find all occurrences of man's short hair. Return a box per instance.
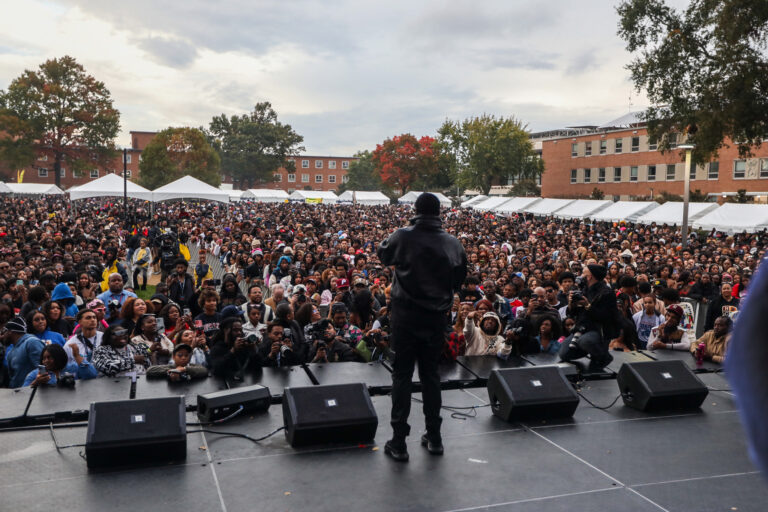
[174,258,188,268]
[619,276,637,288]
[659,288,680,302]
[109,272,122,281]
[557,271,575,283]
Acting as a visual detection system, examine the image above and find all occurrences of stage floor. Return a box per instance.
[1,372,765,512]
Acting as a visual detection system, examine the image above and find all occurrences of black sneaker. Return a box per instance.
[420,434,444,455]
[384,440,409,462]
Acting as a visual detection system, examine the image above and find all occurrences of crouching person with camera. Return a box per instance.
[307,319,357,363]
[558,264,617,372]
[262,322,304,367]
[24,343,97,387]
[146,343,208,381]
[209,317,263,379]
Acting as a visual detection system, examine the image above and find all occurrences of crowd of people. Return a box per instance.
[0,193,753,388]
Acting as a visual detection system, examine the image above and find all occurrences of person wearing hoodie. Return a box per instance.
[271,255,293,285]
[463,311,512,358]
[51,281,79,319]
[2,317,45,388]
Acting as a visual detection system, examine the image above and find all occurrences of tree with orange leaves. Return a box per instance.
[372,134,439,195]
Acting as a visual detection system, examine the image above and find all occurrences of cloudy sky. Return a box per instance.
[0,0,670,155]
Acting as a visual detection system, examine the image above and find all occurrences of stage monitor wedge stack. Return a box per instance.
[197,384,271,423]
[617,360,709,412]
[85,396,186,470]
[488,366,579,422]
[283,383,378,447]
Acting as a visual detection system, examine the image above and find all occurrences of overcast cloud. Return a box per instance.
[0,0,655,155]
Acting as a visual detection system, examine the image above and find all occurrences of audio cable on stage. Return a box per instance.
[187,426,285,444]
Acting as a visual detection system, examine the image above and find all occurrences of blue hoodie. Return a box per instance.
[51,282,79,318]
[6,334,45,388]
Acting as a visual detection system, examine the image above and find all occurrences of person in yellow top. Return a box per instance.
[690,316,731,364]
[132,238,151,291]
[100,247,129,292]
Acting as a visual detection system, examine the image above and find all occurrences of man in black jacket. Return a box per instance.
[377,193,467,462]
[558,264,617,372]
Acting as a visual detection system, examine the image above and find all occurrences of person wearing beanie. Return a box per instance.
[2,317,46,388]
[558,264,618,373]
[378,191,468,462]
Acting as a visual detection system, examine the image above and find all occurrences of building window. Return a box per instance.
[615,138,623,154]
[315,160,323,169]
[287,174,296,182]
[630,166,638,182]
[648,165,656,182]
[666,164,676,181]
[301,160,309,168]
[315,175,323,183]
[584,168,591,183]
[570,169,577,184]
[613,167,622,182]
[761,159,768,178]
[668,133,678,148]
[59,167,66,178]
[690,164,696,180]
[598,168,606,183]
[585,142,592,156]
[73,169,82,178]
[734,160,746,179]
[631,137,640,152]
[329,161,337,169]
[599,140,607,155]
[274,174,282,182]
[342,175,349,183]
[38,167,48,177]
[90,169,99,178]
[648,138,658,151]
[301,173,309,183]
[124,154,131,164]
[329,175,336,183]
[571,143,578,157]
[708,162,719,180]
[342,161,349,169]
[38,154,48,161]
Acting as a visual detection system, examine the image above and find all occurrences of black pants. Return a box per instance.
[133,267,147,290]
[390,315,444,442]
[558,329,611,370]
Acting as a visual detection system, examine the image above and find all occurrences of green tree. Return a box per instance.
[729,189,749,203]
[138,127,221,189]
[438,114,543,195]
[590,187,606,200]
[510,179,541,197]
[689,188,707,202]
[617,0,768,163]
[207,102,304,189]
[0,56,120,187]
[338,150,383,193]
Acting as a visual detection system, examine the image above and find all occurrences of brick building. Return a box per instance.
[269,155,356,193]
[539,113,768,202]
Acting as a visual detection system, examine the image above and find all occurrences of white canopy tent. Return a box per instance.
[397,191,452,207]
[461,195,487,208]
[692,203,768,234]
[288,190,339,204]
[0,182,12,194]
[494,197,542,214]
[240,189,290,203]
[2,183,64,195]
[68,173,153,201]
[227,190,244,202]
[152,176,230,203]
[635,202,719,226]
[337,191,390,205]
[472,196,513,211]
[554,199,612,219]
[588,201,660,223]
[523,198,574,216]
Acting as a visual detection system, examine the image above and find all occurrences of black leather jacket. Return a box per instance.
[377,214,467,319]
[574,280,618,334]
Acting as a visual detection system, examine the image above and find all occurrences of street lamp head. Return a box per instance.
[678,144,695,150]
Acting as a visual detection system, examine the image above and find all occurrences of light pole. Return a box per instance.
[679,144,694,249]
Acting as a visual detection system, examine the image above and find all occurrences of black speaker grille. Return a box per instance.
[496,366,574,404]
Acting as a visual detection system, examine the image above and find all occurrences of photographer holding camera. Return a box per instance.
[272,303,307,363]
[558,264,618,372]
[307,319,356,363]
[209,317,263,379]
[262,322,303,366]
[153,233,181,281]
